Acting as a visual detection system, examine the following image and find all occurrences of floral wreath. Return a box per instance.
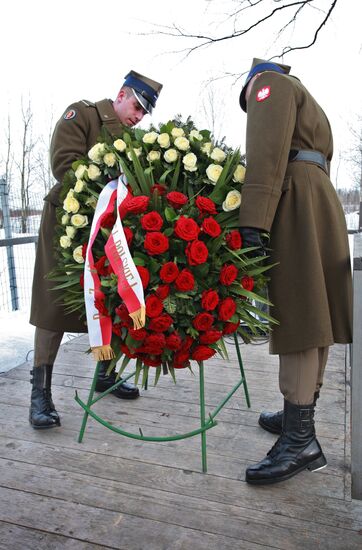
[52,117,275,385]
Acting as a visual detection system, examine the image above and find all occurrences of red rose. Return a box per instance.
[218,297,237,321]
[199,330,223,344]
[143,333,166,355]
[241,275,254,291]
[115,303,132,326]
[141,211,163,231]
[155,284,170,299]
[193,312,214,331]
[166,191,188,209]
[195,196,217,215]
[81,242,88,259]
[144,232,169,255]
[174,350,190,364]
[182,336,194,351]
[79,273,84,288]
[128,327,147,341]
[94,255,110,276]
[173,362,189,369]
[192,346,216,361]
[148,313,174,332]
[94,297,109,317]
[151,184,166,196]
[126,195,150,215]
[124,226,134,247]
[112,323,122,336]
[174,269,195,291]
[160,262,179,283]
[201,217,221,237]
[222,320,240,335]
[136,265,150,289]
[219,264,238,286]
[185,240,209,266]
[226,230,242,250]
[174,216,200,241]
[201,289,219,311]
[142,356,162,367]
[100,212,116,228]
[146,295,164,318]
[165,332,182,350]
[120,343,137,359]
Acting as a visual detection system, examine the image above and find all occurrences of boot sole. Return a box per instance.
[258,418,282,435]
[246,454,327,485]
[29,421,61,430]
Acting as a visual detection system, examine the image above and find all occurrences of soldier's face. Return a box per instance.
[114,90,147,127]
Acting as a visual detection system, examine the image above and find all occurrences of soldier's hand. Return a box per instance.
[239,227,270,257]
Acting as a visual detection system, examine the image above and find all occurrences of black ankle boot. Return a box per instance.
[246,399,326,485]
[29,365,61,429]
[95,361,140,400]
[258,391,320,435]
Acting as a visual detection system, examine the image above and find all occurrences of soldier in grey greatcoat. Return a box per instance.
[238,58,352,484]
[29,71,162,429]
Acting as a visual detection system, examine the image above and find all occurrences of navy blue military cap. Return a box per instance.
[239,58,291,112]
[123,70,163,114]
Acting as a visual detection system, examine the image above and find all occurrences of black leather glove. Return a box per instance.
[239,227,270,257]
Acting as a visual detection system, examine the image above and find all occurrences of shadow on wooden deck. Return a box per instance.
[0,335,361,549]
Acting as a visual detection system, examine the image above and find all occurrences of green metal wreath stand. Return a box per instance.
[76,333,250,473]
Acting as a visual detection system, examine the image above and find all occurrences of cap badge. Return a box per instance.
[64,109,77,120]
[256,86,271,103]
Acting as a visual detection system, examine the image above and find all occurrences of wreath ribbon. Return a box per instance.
[84,175,145,361]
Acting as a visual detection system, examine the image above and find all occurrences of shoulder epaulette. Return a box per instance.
[80,100,95,107]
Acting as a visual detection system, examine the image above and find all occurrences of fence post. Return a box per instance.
[0,177,19,310]
[351,232,362,500]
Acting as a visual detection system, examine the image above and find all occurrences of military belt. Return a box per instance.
[288,149,328,173]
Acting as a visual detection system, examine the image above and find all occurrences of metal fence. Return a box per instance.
[0,178,43,311]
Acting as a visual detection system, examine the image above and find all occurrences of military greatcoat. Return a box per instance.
[30,99,124,332]
[239,72,353,354]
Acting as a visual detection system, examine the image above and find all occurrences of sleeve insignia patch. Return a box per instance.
[63,109,77,120]
[256,86,271,103]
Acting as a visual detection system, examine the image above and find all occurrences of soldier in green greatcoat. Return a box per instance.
[29,71,162,428]
[238,58,352,484]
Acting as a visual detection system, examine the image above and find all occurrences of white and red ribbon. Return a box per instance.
[84,174,145,360]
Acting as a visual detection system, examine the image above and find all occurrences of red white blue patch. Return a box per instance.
[63,109,77,120]
[256,86,271,103]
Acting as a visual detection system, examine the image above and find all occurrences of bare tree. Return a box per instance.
[0,114,14,193]
[200,84,226,142]
[34,109,56,195]
[346,116,362,230]
[148,0,338,67]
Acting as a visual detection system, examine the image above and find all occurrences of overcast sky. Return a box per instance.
[1,0,361,189]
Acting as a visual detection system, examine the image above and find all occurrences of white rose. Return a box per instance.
[87,164,101,180]
[60,235,72,248]
[222,190,242,211]
[206,163,223,184]
[147,150,161,162]
[201,142,212,156]
[74,180,85,193]
[61,214,70,225]
[233,164,246,183]
[88,143,106,163]
[86,196,97,209]
[113,138,126,152]
[189,129,203,141]
[157,133,171,148]
[174,136,190,151]
[210,147,226,163]
[71,214,88,228]
[182,152,198,172]
[65,225,76,238]
[143,131,158,144]
[127,147,142,161]
[75,164,88,180]
[104,152,117,167]
[63,192,80,213]
[164,148,178,163]
[171,127,185,138]
[73,245,85,264]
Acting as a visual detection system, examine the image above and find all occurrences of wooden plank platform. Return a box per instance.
[1,335,362,549]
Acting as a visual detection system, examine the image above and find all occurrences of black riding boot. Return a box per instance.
[29,365,61,429]
[95,361,139,399]
[246,399,327,485]
[258,391,320,435]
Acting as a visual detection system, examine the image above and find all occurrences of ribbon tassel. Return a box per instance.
[91,345,115,361]
[129,306,146,330]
